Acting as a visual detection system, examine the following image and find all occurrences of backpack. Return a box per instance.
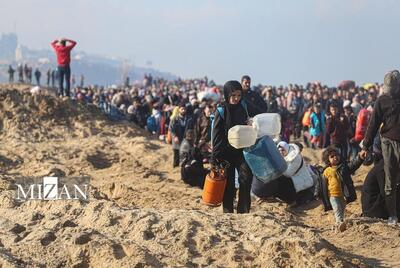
[146,116,158,134]
[210,100,248,147]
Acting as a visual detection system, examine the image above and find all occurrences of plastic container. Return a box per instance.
[202,169,227,206]
[252,113,281,138]
[243,136,287,183]
[228,125,257,149]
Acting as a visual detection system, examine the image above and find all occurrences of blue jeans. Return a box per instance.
[330,196,346,223]
[57,65,71,97]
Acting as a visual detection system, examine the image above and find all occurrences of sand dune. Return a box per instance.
[0,85,399,267]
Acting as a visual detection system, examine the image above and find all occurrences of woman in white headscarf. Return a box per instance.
[277,141,315,196]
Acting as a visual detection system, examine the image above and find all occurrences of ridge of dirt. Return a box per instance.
[0,86,399,267]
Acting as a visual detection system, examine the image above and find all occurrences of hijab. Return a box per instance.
[222,80,248,135]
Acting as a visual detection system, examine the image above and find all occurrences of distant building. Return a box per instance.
[0,33,18,61]
[15,44,23,62]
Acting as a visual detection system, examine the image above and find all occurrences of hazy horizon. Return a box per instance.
[1,0,399,86]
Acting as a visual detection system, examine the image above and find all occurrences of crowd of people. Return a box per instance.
[7,63,85,90]
[65,74,383,162]
[54,72,398,229]
[10,38,398,229]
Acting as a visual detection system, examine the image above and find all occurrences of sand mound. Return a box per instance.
[0,87,399,267]
[0,199,356,267]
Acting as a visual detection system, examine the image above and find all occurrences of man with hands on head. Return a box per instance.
[51,37,77,97]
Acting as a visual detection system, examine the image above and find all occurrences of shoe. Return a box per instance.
[388,217,398,226]
[338,222,347,232]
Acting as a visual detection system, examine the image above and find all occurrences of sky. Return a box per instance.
[0,0,399,86]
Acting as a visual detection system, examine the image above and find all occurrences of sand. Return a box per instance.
[0,85,399,267]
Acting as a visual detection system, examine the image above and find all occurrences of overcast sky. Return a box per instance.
[0,0,399,86]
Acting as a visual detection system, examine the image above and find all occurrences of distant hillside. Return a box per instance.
[0,33,178,86]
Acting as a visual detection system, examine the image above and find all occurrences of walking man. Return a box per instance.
[360,70,400,225]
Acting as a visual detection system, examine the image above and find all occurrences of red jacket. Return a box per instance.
[51,40,77,66]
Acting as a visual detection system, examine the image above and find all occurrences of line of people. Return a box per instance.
[48,71,398,227]
[7,64,85,90]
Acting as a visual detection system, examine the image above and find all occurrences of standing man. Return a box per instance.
[263,87,279,113]
[8,65,15,83]
[51,38,77,97]
[360,70,400,225]
[241,75,268,116]
[18,64,24,83]
[46,69,51,87]
[34,68,41,86]
[27,66,33,84]
[170,103,193,168]
[24,64,29,83]
[326,104,350,160]
[51,70,56,88]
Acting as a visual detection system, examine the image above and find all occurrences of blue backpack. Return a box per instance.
[146,116,158,133]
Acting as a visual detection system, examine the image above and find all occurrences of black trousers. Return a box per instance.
[334,142,348,161]
[223,154,253,213]
[57,65,71,97]
[381,136,400,218]
[173,149,180,168]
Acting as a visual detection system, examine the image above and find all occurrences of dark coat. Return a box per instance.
[211,105,248,162]
[320,156,363,211]
[361,160,400,219]
[326,114,350,145]
[363,95,400,148]
[266,97,279,113]
[180,142,207,188]
[194,113,211,149]
[243,90,268,116]
[170,115,193,149]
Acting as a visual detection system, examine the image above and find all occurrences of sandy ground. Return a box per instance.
[0,85,399,267]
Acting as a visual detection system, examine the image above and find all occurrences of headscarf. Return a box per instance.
[222,80,246,135]
[277,141,290,153]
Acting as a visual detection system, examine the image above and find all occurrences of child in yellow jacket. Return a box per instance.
[322,147,365,232]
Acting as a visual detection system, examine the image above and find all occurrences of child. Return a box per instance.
[180,130,207,188]
[321,147,365,232]
[309,103,325,149]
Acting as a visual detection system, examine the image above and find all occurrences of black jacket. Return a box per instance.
[171,116,193,140]
[320,156,363,211]
[243,90,268,116]
[363,94,400,149]
[211,105,248,162]
[266,97,279,113]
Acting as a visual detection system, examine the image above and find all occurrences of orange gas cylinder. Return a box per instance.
[202,169,227,206]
